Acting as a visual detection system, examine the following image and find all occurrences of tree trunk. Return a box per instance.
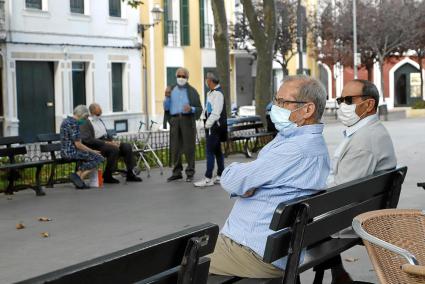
[211,0,231,115]
[241,0,277,122]
[366,63,373,82]
[378,56,385,102]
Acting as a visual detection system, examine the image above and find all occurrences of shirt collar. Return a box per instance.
[279,123,324,138]
[344,114,378,137]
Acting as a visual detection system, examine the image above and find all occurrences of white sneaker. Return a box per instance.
[194,178,215,187]
[214,176,221,184]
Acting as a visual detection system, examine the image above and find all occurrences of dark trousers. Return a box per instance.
[100,142,135,178]
[205,129,224,179]
[169,115,196,177]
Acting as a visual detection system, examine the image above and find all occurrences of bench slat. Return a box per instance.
[0,146,27,158]
[0,136,23,146]
[37,133,61,143]
[40,143,61,153]
[17,223,219,284]
[228,122,263,132]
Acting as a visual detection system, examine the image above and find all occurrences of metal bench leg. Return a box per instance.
[243,139,252,158]
[5,169,15,195]
[46,163,56,188]
[34,165,46,196]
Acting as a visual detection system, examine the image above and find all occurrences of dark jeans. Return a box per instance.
[100,142,135,178]
[205,128,224,179]
[170,116,196,177]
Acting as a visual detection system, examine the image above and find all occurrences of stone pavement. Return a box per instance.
[1,117,425,283]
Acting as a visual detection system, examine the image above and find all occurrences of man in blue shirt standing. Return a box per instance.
[209,75,330,278]
[163,67,202,182]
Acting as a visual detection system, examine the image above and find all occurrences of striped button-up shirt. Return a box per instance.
[220,124,330,269]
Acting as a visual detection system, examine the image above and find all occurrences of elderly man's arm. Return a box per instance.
[329,149,376,187]
[221,150,293,196]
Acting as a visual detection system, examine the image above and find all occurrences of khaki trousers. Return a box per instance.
[209,234,283,278]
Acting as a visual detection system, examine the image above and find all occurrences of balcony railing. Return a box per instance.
[166,20,179,47]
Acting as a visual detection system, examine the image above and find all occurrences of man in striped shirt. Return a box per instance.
[209,75,330,278]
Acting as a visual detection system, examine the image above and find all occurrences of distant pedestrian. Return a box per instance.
[60,105,104,189]
[163,67,203,182]
[194,72,227,187]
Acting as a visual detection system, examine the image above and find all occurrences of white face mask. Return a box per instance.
[337,103,361,127]
[176,78,188,86]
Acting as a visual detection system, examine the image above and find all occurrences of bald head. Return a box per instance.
[89,103,102,117]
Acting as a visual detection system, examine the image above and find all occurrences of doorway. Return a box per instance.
[394,63,422,107]
[16,61,55,142]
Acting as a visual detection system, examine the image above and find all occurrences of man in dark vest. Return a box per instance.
[194,72,227,187]
[163,67,203,182]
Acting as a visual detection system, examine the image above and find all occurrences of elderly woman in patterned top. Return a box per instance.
[60,105,104,189]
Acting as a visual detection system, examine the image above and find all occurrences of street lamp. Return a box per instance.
[297,0,305,75]
[137,4,164,39]
[353,0,358,79]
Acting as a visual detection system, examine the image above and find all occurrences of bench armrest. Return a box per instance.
[352,218,419,265]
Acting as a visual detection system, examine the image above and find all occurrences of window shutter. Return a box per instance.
[180,0,190,46]
[199,0,205,48]
[163,0,169,45]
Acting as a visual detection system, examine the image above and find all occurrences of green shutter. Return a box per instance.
[167,67,178,86]
[199,0,205,48]
[180,0,190,46]
[163,0,168,45]
[112,63,123,112]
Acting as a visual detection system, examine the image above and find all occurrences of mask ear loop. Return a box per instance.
[356,99,371,120]
[291,103,309,125]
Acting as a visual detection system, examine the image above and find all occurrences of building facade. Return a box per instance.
[1,0,143,141]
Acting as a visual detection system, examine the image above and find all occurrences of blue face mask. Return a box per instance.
[270,104,297,132]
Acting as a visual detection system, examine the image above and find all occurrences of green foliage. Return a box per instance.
[412,100,425,109]
[123,0,143,8]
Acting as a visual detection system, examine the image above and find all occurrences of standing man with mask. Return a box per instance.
[194,72,227,187]
[326,79,396,284]
[163,67,203,182]
[209,76,330,278]
[80,103,142,183]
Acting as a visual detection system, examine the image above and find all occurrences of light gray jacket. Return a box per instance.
[329,117,397,187]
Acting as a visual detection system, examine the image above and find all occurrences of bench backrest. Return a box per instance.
[0,136,27,162]
[38,133,61,160]
[263,167,408,264]
[228,122,264,133]
[17,223,219,284]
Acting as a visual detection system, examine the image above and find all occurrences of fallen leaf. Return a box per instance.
[344,257,359,262]
[38,217,52,222]
[41,232,49,238]
[16,223,25,230]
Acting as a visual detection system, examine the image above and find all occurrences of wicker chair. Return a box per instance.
[353,209,425,284]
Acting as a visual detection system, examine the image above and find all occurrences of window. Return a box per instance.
[26,0,42,10]
[70,0,84,14]
[111,63,123,112]
[109,0,121,17]
[72,62,86,108]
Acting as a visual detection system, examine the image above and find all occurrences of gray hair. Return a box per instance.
[282,75,327,122]
[73,105,89,119]
[176,67,189,79]
[206,72,219,84]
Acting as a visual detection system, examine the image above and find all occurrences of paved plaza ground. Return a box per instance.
[1,116,425,283]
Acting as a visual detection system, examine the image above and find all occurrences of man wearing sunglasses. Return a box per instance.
[163,67,203,182]
[327,79,396,283]
[209,76,330,278]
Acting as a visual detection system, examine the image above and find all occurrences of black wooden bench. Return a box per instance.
[225,116,276,158]
[208,167,408,284]
[0,136,49,196]
[38,133,81,188]
[17,223,219,284]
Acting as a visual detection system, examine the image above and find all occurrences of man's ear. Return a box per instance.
[303,103,316,120]
[367,99,376,112]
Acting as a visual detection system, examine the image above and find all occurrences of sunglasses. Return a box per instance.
[176,75,187,79]
[336,95,371,105]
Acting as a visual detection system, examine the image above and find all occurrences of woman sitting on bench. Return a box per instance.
[60,105,104,189]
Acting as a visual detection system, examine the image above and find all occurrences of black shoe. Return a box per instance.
[167,175,183,182]
[103,177,120,184]
[70,173,84,188]
[186,176,194,182]
[126,175,142,182]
